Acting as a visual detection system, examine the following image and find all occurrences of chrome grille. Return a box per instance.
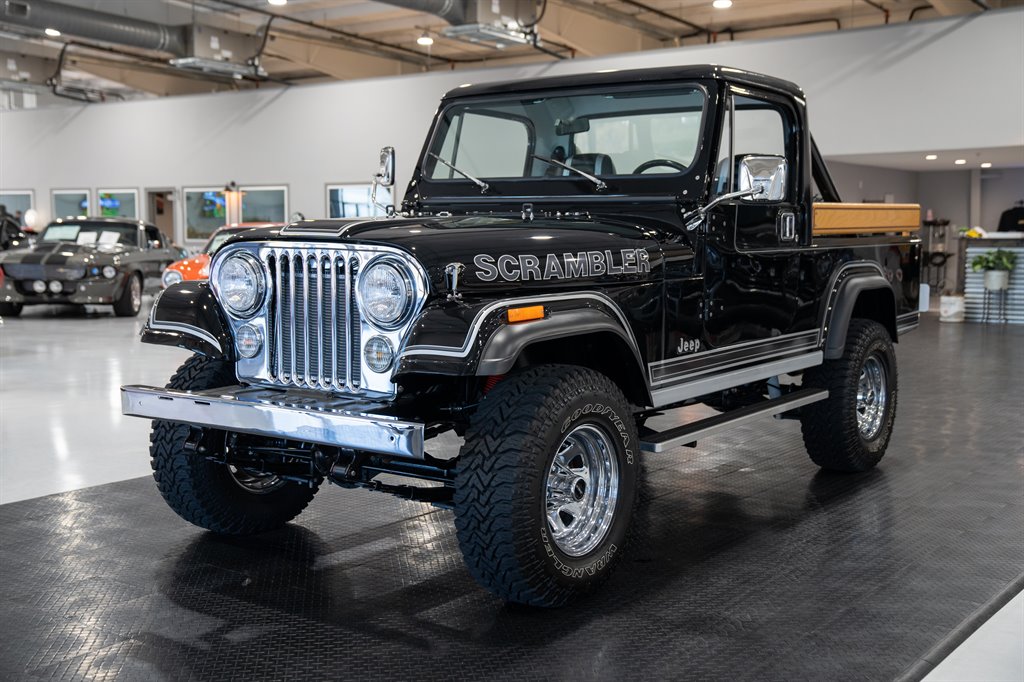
[264,249,361,391]
[2,264,86,280]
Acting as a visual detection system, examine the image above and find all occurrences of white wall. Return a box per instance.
[1,8,1021,241]
[827,161,919,204]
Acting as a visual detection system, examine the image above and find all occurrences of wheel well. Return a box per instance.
[851,288,897,341]
[513,331,650,407]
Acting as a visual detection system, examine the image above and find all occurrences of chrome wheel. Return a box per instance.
[129,275,141,312]
[229,466,286,494]
[856,353,887,439]
[545,424,619,557]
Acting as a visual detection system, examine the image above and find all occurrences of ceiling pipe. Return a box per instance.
[615,0,710,36]
[0,0,188,55]
[860,0,890,24]
[374,0,467,25]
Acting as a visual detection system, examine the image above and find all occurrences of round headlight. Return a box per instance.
[32,280,47,293]
[358,259,412,328]
[216,253,264,316]
[364,336,395,373]
[102,265,117,279]
[236,324,263,359]
[162,269,183,289]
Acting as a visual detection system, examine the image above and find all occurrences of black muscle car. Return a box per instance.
[0,217,181,317]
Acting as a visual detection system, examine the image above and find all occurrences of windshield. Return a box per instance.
[40,223,138,246]
[425,85,706,184]
[204,231,236,256]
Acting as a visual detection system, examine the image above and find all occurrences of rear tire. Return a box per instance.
[0,302,22,317]
[150,355,319,535]
[800,319,898,472]
[454,365,639,607]
[113,272,142,317]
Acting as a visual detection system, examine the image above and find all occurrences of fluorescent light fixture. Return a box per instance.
[954,159,966,165]
[925,154,937,160]
[980,162,992,168]
[44,27,61,37]
[268,0,287,6]
[417,33,434,46]
[713,0,733,8]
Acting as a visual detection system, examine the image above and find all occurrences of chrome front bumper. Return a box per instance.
[120,384,425,459]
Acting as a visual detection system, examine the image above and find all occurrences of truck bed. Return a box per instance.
[812,202,920,236]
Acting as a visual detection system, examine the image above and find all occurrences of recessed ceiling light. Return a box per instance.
[713,0,733,8]
[268,0,287,6]
[44,27,61,37]
[925,154,937,160]
[980,162,992,168]
[417,33,434,46]
[954,159,966,165]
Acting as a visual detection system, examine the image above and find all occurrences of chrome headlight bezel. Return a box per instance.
[161,268,183,289]
[356,256,415,331]
[213,251,266,318]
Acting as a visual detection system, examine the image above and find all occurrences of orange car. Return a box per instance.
[161,223,281,289]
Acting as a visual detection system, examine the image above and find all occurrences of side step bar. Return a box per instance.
[639,388,828,453]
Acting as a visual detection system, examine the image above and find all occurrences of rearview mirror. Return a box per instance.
[555,117,590,136]
[375,146,395,188]
[738,155,787,202]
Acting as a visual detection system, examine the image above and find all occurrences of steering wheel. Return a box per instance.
[632,159,688,174]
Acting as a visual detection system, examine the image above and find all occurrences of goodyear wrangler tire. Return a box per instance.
[454,365,639,607]
[800,319,898,472]
[150,354,319,535]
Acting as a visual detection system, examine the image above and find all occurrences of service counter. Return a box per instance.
[958,234,1024,324]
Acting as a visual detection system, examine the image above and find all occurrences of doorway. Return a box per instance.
[145,189,176,244]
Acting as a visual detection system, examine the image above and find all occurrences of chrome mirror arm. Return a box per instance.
[683,185,762,231]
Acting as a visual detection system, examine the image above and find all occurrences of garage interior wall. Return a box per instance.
[0,8,1021,242]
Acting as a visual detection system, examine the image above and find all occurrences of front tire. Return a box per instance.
[800,319,898,472]
[150,355,319,535]
[0,302,23,317]
[454,365,639,607]
[113,272,142,317]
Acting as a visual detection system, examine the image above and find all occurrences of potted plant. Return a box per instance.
[971,249,1017,291]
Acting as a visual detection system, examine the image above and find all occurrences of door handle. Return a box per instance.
[778,211,796,241]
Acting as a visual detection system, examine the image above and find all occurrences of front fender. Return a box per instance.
[141,281,233,359]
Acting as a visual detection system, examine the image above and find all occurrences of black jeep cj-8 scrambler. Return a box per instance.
[123,65,921,607]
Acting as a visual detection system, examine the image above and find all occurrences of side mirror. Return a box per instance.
[375,146,396,188]
[738,155,787,202]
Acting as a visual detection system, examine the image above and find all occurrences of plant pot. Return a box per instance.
[983,270,1009,291]
[939,295,965,322]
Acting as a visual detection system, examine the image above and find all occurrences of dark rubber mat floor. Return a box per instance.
[2,316,1022,681]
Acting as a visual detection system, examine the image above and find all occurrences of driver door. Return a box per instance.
[703,87,804,351]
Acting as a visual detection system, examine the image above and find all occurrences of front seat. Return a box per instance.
[564,153,616,176]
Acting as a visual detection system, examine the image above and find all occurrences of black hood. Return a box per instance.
[223,215,664,293]
[0,240,133,266]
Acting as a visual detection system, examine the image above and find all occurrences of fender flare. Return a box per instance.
[476,306,652,404]
[141,281,233,359]
[823,273,896,360]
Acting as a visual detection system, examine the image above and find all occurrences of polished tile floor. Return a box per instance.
[0,304,1021,680]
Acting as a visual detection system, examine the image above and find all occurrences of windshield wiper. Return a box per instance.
[533,154,608,192]
[429,153,490,194]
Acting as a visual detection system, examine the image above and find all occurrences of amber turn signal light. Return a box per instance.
[507,305,545,323]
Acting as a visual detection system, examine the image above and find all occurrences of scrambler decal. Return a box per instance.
[474,249,650,282]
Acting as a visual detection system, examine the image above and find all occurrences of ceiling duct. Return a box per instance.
[382,0,538,48]
[170,24,267,79]
[0,0,266,79]
[1,0,188,55]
